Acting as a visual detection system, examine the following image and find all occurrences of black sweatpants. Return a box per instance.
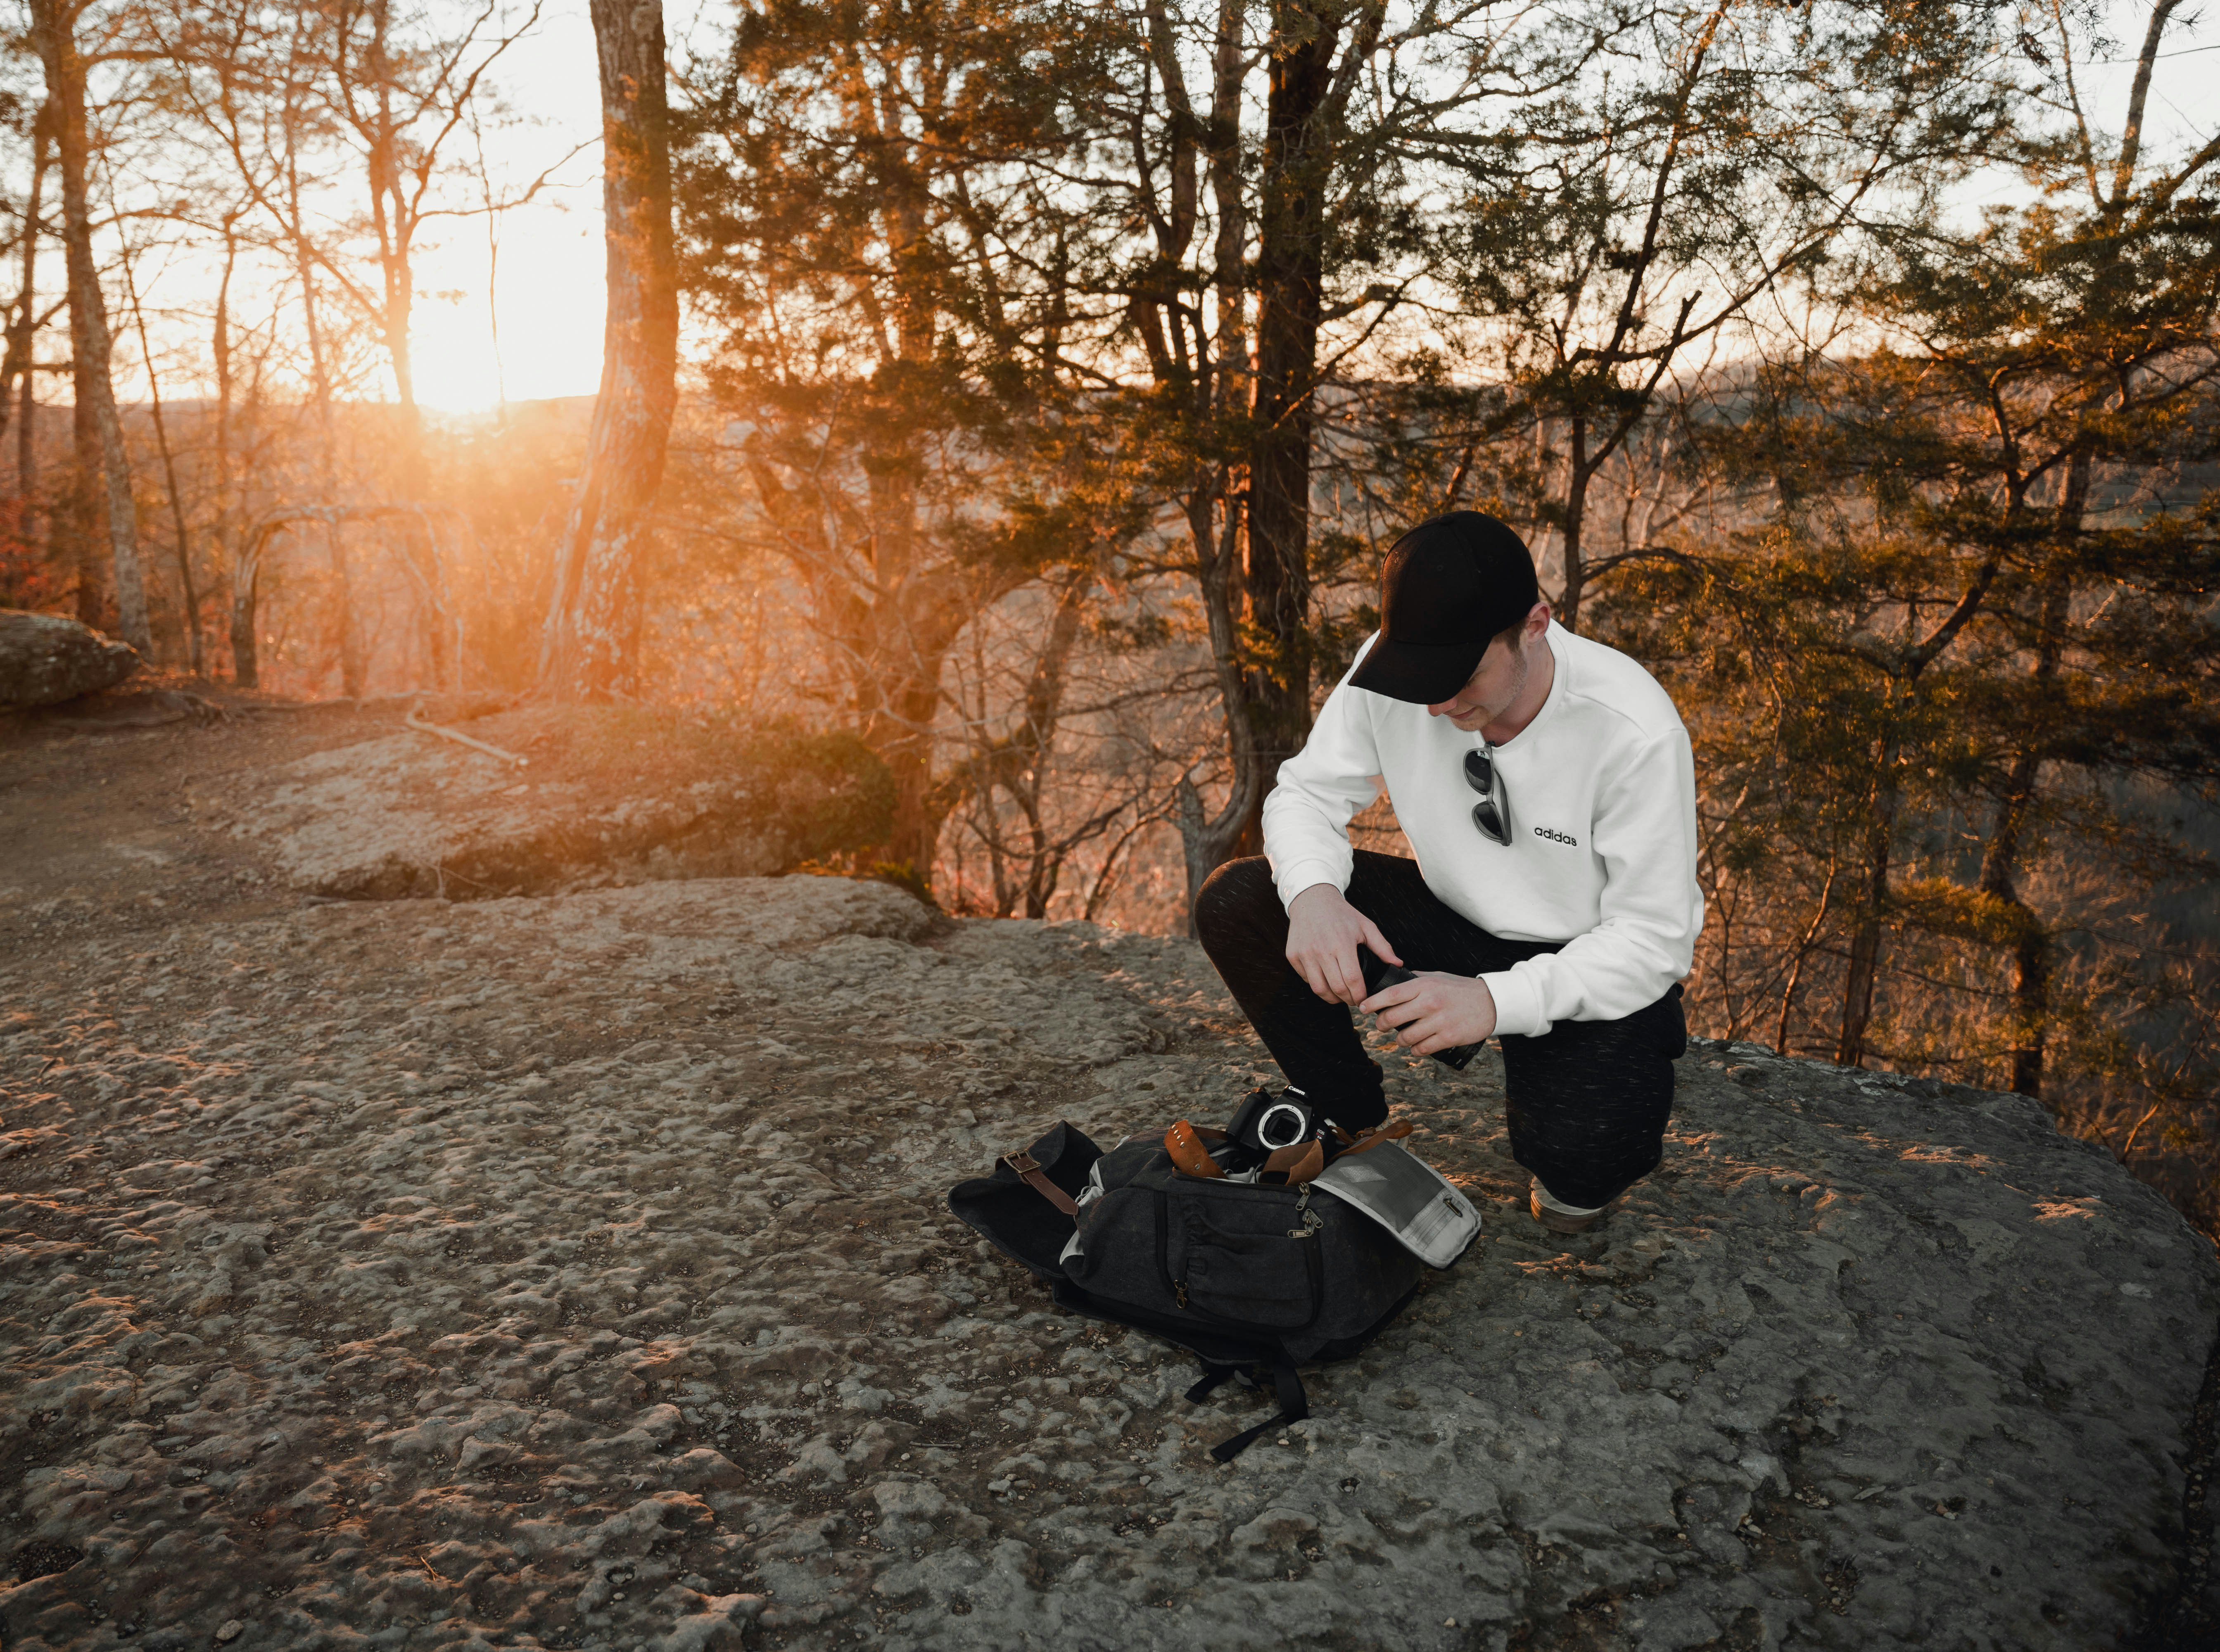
[1193,852,1687,1210]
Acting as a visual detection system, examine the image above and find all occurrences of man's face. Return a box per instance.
[1427,620,1535,731]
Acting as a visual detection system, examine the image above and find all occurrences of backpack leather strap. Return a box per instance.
[1332,1119,1415,1158]
[1165,1120,1226,1179]
[1001,1150,1078,1217]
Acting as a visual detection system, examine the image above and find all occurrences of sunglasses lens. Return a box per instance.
[1463,747,1509,843]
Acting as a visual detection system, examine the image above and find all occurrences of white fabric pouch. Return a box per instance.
[1312,1142,1480,1268]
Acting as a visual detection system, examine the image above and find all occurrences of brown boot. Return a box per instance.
[1529,1178,1612,1234]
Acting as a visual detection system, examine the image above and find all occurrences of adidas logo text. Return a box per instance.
[1532,826,1578,845]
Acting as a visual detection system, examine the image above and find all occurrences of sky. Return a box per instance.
[217,0,2220,415]
[402,0,719,411]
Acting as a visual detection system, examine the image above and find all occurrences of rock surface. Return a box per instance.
[0,610,139,709]
[196,716,895,900]
[2,874,2214,1652]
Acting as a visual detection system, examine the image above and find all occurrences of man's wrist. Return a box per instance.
[1470,973,1498,1041]
[1278,868,1349,914]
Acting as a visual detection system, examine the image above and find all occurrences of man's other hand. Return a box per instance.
[1362,971,1498,1056]
[1285,883,1401,1005]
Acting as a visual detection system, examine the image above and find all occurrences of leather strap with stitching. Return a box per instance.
[1001,1150,1078,1217]
[1164,1120,1225,1180]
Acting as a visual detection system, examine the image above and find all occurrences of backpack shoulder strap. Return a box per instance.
[1001,1150,1078,1217]
[1195,1354,1311,1463]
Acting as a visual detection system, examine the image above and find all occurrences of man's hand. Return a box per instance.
[1285,883,1401,1005]
[1361,971,1498,1056]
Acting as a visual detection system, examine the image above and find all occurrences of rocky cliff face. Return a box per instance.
[1,874,2213,1652]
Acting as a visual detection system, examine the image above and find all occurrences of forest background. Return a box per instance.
[2,0,2216,1236]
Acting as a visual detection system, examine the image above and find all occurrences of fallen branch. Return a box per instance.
[241,691,422,713]
[404,697,528,767]
[428,861,501,897]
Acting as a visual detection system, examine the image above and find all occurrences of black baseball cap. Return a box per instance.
[1347,512,1541,704]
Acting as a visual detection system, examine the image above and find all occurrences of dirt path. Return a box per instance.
[0,689,413,945]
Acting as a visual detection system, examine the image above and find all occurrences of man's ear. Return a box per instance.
[1524,601,1552,639]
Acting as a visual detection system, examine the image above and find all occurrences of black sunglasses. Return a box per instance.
[1464,745,1511,845]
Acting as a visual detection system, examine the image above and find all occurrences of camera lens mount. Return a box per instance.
[1256,1101,1311,1151]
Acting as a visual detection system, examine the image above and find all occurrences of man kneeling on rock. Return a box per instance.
[1195,511,1699,1236]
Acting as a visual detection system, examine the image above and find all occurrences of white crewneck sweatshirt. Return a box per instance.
[1261,620,1702,1039]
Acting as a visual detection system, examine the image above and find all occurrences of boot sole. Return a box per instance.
[1529,1189,1612,1234]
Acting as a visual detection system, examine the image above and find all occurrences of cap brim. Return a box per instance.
[1347,638,1484,705]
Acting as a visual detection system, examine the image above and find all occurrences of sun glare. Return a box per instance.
[411,215,609,413]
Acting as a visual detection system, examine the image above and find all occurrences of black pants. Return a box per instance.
[1193,852,1687,1210]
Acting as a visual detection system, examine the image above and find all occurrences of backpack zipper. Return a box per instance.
[1165,1182,1311,1315]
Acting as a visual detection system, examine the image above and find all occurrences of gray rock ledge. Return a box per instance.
[0,876,2212,1652]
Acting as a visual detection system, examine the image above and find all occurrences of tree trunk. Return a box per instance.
[1207,0,1247,414]
[744,444,1013,892]
[868,675,952,878]
[14,113,41,513]
[1835,731,1901,1068]
[366,1,423,488]
[16,332,35,508]
[358,0,450,688]
[121,244,200,675]
[1016,577,1088,919]
[538,0,677,700]
[285,128,349,694]
[31,0,147,655]
[328,520,363,698]
[67,389,98,628]
[1239,0,1344,852]
[1833,852,1888,1068]
[1148,0,1259,921]
[214,222,245,684]
[229,552,260,689]
[1976,447,2090,1099]
[0,108,49,477]
[1178,494,1267,928]
[1980,750,2052,1094]
[1773,863,1838,1057]
[232,509,415,695]
[1557,416,1590,630]
[844,538,987,880]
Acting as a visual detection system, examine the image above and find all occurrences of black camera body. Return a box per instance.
[1226,1087,1320,1155]
[1371,963,1485,1072]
